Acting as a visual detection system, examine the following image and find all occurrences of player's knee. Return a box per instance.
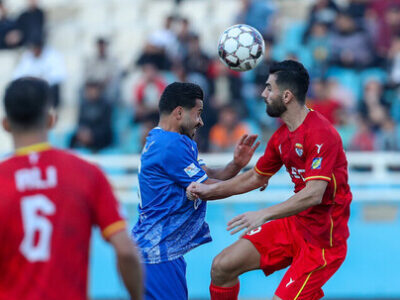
[211,250,236,283]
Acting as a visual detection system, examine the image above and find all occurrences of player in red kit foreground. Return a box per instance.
[187,60,352,300]
[0,77,143,300]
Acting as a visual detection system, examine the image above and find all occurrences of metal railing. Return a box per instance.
[83,152,400,204]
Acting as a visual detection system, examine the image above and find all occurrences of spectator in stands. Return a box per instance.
[136,40,171,71]
[133,63,166,124]
[13,36,66,107]
[148,15,179,62]
[0,0,18,49]
[375,116,400,150]
[236,0,277,36]
[368,1,400,57]
[305,21,330,77]
[15,0,45,46]
[70,81,113,152]
[349,116,376,151]
[253,35,276,91]
[329,10,375,69]
[387,34,400,86]
[347,0,369,21]
[183,34,211,79]
[84,37,121,103]
[359,78,389,130]
[133,63,167,147]
[302,0,339,44]
[209,60,245,116]
[326,76,357,110]
[307,77,342,125]
[175,17,196,60]
[209,105,249,152]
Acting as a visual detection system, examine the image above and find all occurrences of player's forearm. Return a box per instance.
[262,188,322,221]
[206,160,242,180]
[205,169,266,200]
[117,249,144,300]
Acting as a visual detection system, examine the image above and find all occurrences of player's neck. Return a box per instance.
[281,105,309,132]
[158,117,179,133]
[12,131,48,150]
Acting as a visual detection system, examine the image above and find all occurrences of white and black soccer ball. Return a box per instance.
[218,24,265,72]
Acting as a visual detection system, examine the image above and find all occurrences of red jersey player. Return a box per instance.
[0,77,143,300]
[187,60,352,300]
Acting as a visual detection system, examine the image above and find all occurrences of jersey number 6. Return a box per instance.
[20,195,56,262]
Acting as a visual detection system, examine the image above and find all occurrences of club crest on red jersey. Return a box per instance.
[295,143,303,157]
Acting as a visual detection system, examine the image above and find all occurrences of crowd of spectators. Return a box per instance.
[2,0,400,153]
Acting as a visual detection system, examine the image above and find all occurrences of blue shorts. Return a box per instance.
[144,257,188,300]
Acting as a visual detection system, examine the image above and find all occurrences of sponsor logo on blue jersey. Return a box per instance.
[184,163,201,178]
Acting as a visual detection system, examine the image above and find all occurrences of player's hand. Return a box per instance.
[227,209,268,237]
[233,134,260,169]
[187,182,211,200]
[259,182,268,191]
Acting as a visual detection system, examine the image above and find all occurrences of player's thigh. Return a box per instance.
[144,257,188,300]
[242,219,294,276]
[275,244,347,300]
[213,238,261,276]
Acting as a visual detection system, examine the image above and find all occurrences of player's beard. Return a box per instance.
[266,93,287,117]
[180,118,199,140]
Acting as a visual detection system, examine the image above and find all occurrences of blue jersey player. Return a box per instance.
[132,82,260,300]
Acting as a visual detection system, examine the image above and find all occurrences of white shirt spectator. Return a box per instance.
[13,46,66,85]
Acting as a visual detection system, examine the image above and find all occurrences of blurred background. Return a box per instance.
[0,0,399,299]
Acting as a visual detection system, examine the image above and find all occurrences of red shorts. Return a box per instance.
[243,217,347,300]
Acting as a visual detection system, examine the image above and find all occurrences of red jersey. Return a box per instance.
[0,143,126,300]
[255,110,352,248]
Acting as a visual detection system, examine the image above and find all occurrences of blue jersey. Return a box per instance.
[132,127,211,263]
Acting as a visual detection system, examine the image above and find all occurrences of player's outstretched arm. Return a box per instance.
[109,231,143,300]
[203,134,260,180]
[227,180,329,236]
[187,168,268,201]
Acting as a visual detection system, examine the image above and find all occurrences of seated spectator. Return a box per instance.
[70,81,113,152]
[175,17,196,60]
[307,78,342,125]
[13,36,66,107]
[326,76,357,110]
[0,0,18,49]
[306,22,330,77]
[375,116,400,150]
[369,1,400,57]
[329,10,375,69]
[183,34,211,79]
[387,34,400,86]
[15,0,45,46]
[133,63,166,124]
[209,105,249,152]
[347,0,369,21]
[136,41,171,71]
[209,60,245,116]
[302,0,339,44]
[348,116,376,151]
[148,15,179,62]
[84,37,121,103]
[236,0,277,36]
[359,78,389,130]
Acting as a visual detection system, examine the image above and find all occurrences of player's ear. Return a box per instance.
[174,106,184,120]
[2,117,11,133]
[282,90,293,104]
[46,108,57,129]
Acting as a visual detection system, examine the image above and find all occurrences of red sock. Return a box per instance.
[210,282,240,300]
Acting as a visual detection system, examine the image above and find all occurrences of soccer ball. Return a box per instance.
[218,24,265,72]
